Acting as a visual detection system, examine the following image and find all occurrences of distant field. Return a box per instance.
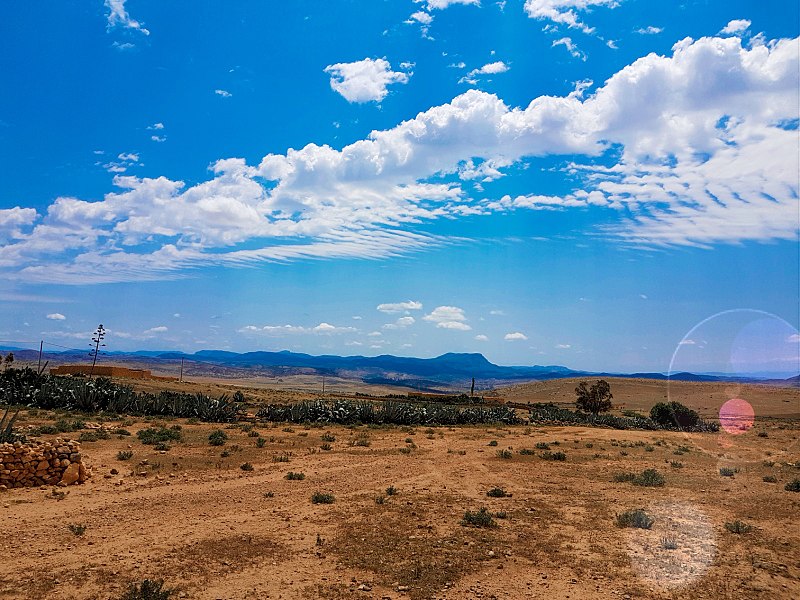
[496,377,800,419]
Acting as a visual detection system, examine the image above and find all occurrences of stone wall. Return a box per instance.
[0,439,88,489]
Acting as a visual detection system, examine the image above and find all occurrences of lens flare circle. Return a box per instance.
[719,398,755,434]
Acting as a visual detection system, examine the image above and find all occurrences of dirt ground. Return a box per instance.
[1,381,799,600]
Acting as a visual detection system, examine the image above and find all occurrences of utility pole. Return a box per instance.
[37,340,43,372]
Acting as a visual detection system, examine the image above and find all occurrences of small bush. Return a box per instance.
[138,427,182,445]
[724,520,752,534]
[119,579,174,600]
[68,523,86,536]
[613,472,636,483]
[762,475,777,483]
[220,450,230,458]
[285,471,305,480]
[153,442,170,451]
[263,491,275,498]
[660,535,678,550]
[461,507,495,528]
[240,462,254,472]
[79,429,110,442]
[650,401,701,430]
[494,511,508,519]
[488,440,498,447]
[497,449,513,459]
[272,453,290,463]
[616,509,654,529]
[256,437,266,448]
[321,432,336,442]
[541,451,566,461]
[248,430,260,437]
[670,461,684,469]
[311,492,335,504]
[113,428,132,436]
[633,469,665,487]
[785,479,800,492]
[375,495,385,505]
[385,485,397,496]
[645,445,654,452]
[35,424,58,435]
[320,442,332,451]
[535,442,550,450]
[208,430,228,446]
[351,434,370,447]
[756,431,768,438]
[399,447,412,455]
[719,467,736,477]
[117,450,134,461]
[486,487,510,498]
[518,448,535,455]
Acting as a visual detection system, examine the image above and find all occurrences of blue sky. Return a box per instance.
[0,0,798,373]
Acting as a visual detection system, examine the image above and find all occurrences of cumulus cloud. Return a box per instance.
[215,89,232,98]
[377,301,423,313]
[425,0,480,9]
[475,334,489,341]
[46,313,66,320]
[424,306,471,330]
[636,25,663,35]
[524,0,621,34]
[720,19,751,35]
[1,33,797,283]
[105,0,149,35]
[324,58,411,103]
[504,332,528,341]
[145,325,168,333]
[383,316,416,330]
[460,61,510,84]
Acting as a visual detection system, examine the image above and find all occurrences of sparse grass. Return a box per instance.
[486,487,510,498]
[248,430,260,437]
[496,449,513,459]
[535,442,550,450]
[645,445,654,452]
[285,471,305,480]
[240,462,254,471]
[613,472,637,483]
[518,448,535,455]
[311,492,335,504]
[724,520,752,534]
[272,453,290,463]
[256,437,266,448]
[68,523,86,536]
[398,447,412,455]
[117,450,134,461]
[494,510,507,519]
[616,509,654,529]
[119,579,174,600]
[263,491,275,498]
[321,432,336,442]
[541,450,566,461]
[138,426,182,446]
[719,467,737,477]
[757,431,768,438]
[375,495,385,504]
[785,479,800,492]
[320,442,332,451]
[351,434,370,447]
[220,450,230,458]
[670,461,684,469]
[763,475,777,483]
[79,429,110,442]
[660,534,678,550]
[208,429,228,446]
[461,507,495,528]
[385,485,397,496]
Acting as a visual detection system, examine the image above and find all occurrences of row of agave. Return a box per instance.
[256,399,521,426]
[527,403,719,432]
[0,368,242,422]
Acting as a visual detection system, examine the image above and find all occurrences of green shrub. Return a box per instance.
[518,448,535,455]
[762,475,777,483]
[541,451,566,461]
[649,402,701,430]
[535,442,550,450]
[272,453,290,463]
[119,579,174,600]
[113,428,132,436]
[285,471,305,480]
[785,479,800,492]
[670,461,684,469]
[385,485,397,496]
[757,431,768,438]
[719,467,736,477]
[208,429,228,446]
[311,492,335,504]
[256,437,266,448]
[138,427,182,445]
[488,440,498,447]
[613,472,636,483]
[34,424,58,435]
[633,469,665,487]
[240,462,254,472]
[79,429,110,442]
[497,449,513,459]
[461,507,495,528]
[321,432,336,442]
[117,450,134,461]
[724,520,752,534]
[68,523,86,536]
[616,509,654,529]
[486,487,510,498]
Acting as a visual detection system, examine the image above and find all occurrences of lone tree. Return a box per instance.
[575,379,613,413]
[89,324,106,377]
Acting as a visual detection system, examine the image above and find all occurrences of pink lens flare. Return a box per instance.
[719,398,755,435]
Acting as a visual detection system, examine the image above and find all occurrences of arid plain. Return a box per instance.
[1,375,798,600]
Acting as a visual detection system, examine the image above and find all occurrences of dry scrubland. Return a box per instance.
[0,379,798,600]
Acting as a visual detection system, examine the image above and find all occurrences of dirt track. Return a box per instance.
[1,412,799,600]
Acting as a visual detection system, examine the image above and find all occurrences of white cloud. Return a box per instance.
[145,325,168,333]
[151,135,166,143]
[720,19,751,35]
[424,305,471,330]
[2,33,796,283]
[147,123,164,130]
[524,0,621,34]
[505,332,528,341]
[787,334,800,343]
[679,339,696,345]
[636,26,663,35]
[105,0,149,35]
[46,313,66,320]
[489,309,505,315]
[324,58,411,103]
[460,61,509,84]
[384,316,416,329]
[425,0,480,9]
[239,322,356,336]
[368,331,382,337]
[552,37,586,60]
[409,11,433,25]
[118,152,139,162]
[475,334,489,341]
[377,300,423,313]
[555,343,571,348]
[215,89,232,98]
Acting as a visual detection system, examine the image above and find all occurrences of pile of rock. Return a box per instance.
[0,439,88,489]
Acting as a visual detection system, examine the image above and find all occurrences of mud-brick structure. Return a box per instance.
[50,365,176,381]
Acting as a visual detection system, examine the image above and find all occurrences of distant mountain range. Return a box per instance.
[2,346,797,389]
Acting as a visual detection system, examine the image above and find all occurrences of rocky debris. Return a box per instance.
[0,439,89,488]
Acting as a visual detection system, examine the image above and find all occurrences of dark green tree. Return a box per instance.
[575,379,613,413]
